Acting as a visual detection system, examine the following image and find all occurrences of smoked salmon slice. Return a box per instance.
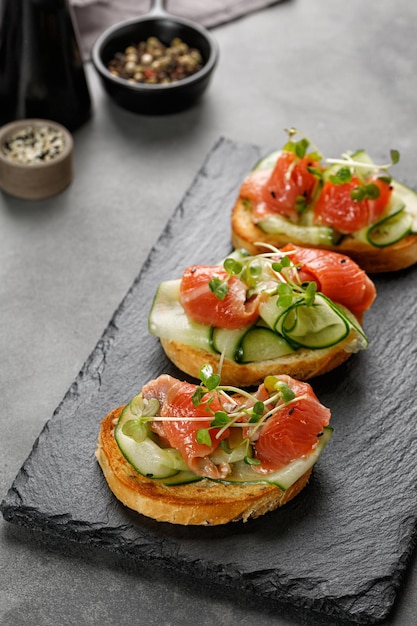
[252,375,331,472]
[143,374,230,479]
[180,264,260,330]
[142,373,331,477]
[282,244,376,316]
[240,151,321,221]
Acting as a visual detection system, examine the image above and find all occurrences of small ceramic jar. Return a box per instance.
[0,119,73,200]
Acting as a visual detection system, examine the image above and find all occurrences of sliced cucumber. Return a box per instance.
[348,149,377,180]
[157,471,203,486]
[212,326,250,360]
[115,404,189,479]
[277,294,350,349]
[367,207,412,247]
[258,294,285,330]
[149,271,365,363]
[209,440,248,465]
[321,162,345,183]
[257,213,337,246]
[148,279,213,353]
[249,145,417,247]
[281,297,350,349]
[392,181,417,234]
[120,425,332,489]
[259,293,350,349]
[318,149,376,184]
[216,426,333,489]
[236,326,294,363]
[252,149,281,171]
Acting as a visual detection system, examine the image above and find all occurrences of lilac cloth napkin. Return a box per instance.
[70,0,285,59]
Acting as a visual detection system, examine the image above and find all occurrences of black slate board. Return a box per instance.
[2,137,417,625]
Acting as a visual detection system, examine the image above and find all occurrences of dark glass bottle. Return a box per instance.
[0,0,91,131]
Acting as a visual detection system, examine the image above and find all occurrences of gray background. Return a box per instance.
[1,1,417,624]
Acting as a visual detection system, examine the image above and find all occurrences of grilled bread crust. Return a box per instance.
[160,326,361,387]
[231,196,417,273]
[96,407,312,526]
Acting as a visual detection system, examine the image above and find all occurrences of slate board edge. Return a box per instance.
[0,502,392,626]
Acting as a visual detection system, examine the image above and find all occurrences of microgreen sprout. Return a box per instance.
[121,366,306,472]
[326,148,400,172]
[208,276,229,300]
[207,245,318,316]
[208,257,243,300]
[192,364,301,465]
[350,182,381,202]
[325,165,384,204]
[304,281,317,306]
[283,136,309,159]
[276,282,294,308]
[282,128,400,195]
[122,395,160,443]
[295,194,308,213]
[283,127,323,163]
[122,418,149,443]
[271,254,291,272]
[328,166,352,185]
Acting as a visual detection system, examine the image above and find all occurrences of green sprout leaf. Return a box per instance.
[253,401,265,416]
[211,411,230,427]
[248,400,265,423]
[192,385,207,406]
[129,394,145,416]
[196,428,212,447]
[351,182,380,202]
[272,255,291,273]
[199,364,214,385]
[275,380,296,403]
[205,373,221,391]
[264,375,279,394]
[378,174,392,185]
[129,395,159,418]
[200,365,220,391]
[122,419,148,443]
[295,138,309,159]
[277,282,293,308]
[307,165,324,180]
[304,281,317,306]
[209,277,229,300]
[328,166,352,185]
[193,365,221,406]
[390,149,400,165]
[282,137,310,159]
[223,257,242,276]
[241,260,262,288]
[295,195,308,213]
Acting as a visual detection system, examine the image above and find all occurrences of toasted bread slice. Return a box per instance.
[160,327,361,388]
[231,196,417,274]
[96,406,313,526]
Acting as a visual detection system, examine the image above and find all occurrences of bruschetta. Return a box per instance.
[96,369,333,525]
[231,129,417,272]
[148,244,376,386]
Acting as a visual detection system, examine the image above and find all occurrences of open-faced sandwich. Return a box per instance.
[231,129,417,272]
[148,244,376,386]
[96,367,333,525]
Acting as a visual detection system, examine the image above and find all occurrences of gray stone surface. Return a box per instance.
[2,1,417,625]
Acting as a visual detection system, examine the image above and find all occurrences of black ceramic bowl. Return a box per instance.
[91,1,219,115]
